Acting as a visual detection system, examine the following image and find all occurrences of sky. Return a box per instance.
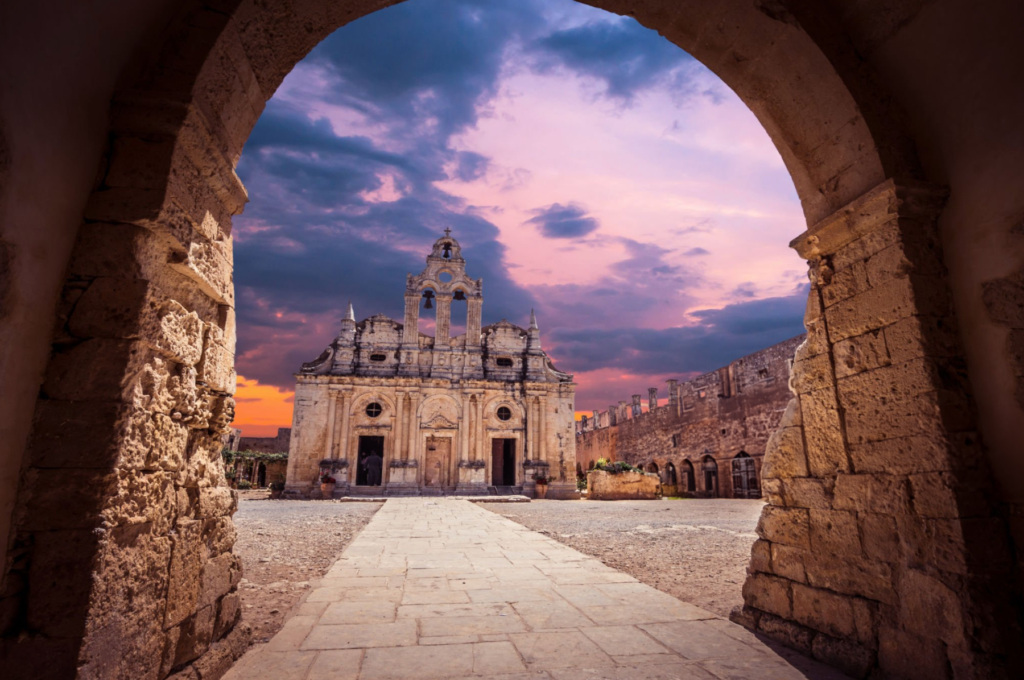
[231,0,808,437]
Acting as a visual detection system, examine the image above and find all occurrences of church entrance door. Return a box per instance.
[424,437,450,488]
[491,439,516,487]
[356,436,385,486]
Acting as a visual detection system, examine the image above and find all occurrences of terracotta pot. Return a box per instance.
[269,488,283,499]
[320,482,336,499]
[536,483,548,499]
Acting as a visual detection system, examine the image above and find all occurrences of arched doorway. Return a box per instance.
[682,460,696,494]
[731,452,758,500]
[4,2,1019,678]
[665,462,677,486]
[702,456,719,497]
[256,462,267,488]
[647,462,659,477]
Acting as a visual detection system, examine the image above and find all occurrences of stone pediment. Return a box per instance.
[422,414,458,429]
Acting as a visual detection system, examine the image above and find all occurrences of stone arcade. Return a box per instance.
[284,233,578,499]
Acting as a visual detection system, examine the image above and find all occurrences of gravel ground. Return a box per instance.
[488,497,764,618]
[231,492,381,644]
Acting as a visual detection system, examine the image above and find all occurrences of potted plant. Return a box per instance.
[320,473,337,499]
[533,472,549,499]
[269,480,285,499]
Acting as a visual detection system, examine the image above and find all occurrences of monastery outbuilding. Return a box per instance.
[284,232,579,499]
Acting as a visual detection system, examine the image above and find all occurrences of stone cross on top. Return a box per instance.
[444,227,451,237]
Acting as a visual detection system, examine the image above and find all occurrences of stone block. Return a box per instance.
[812,632,876,679]
[877,627,950,680]
[756,506,810,550]
[761,426,808,479]
[792,583,857,638]
[43,339,152,403]
[198,325,234,392]
[168,237,234,306]
[749,539,771,573]
[907,472,961,518]
[849,435,962,475]
[900,569,966,648]
[756,612,813,655]
[586,471,660,500]
[782,478,832,509]
[799,387,850,476]
[810,509,862,557]
[834,329,890,379]
[214,592,241,640]
[199,552,238,609]
[67,277,151,340]
[761,478,784,505]
[770,544,808,584]
[780,397,802,427]
[896,516,969,575]
[859,513,899,563]
[165,519,204,627]
[29,400,132,469]
[883,315,961,364]
[21,467,119,531]
[151,299,205,366]
[791,352,834,395]
[105,137,178,189]
[174,604,216,667]
[837,358,942,412]
[821,260,869,307]
[833,473,910,515]
[202,517,238,556]
[844,390,971,446]
[27,529,99,637]
[123,411,189,472]
[825,275,949,344]
[180,434,229,489]
[102,469,177,533]
[742,573,792,618]
[803,552,895,604]
[199,487,236,519]
[69,222,165,280]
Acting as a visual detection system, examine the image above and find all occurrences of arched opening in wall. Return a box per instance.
[419,286,437,335]
[647,462,659,476]
[256,463,267,488]
[665,462,677,486]
[702,456,719,497]
[682,460,696,493]
[588,461,595,470]
[450,285,468,337]
[731,452,758,500]
[16,0,1015,678]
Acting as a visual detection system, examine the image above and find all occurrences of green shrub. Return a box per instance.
[576,476,588,491]
[236,479,252,490]
[595,460,641,475]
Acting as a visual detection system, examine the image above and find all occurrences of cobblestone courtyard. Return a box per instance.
[489,499,764,619]
[228,498,847,679]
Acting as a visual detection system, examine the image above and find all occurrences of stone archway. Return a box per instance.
[2,1,1021,679]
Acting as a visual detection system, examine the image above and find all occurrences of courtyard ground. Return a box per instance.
[232,491,382,643]
[488,498,764,618]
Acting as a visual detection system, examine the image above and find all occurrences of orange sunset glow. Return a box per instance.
[232,376,295,438]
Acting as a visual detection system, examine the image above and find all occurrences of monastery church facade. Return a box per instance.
[285,232,579,499]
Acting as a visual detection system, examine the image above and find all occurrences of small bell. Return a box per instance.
[424,298,433,309]
[422,290,434,309]
[442,241,452,259]
[453,290,466,301]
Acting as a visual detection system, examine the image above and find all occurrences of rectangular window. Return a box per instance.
[496,357,513,367]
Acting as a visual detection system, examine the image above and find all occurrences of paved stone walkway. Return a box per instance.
[226,499,843,680]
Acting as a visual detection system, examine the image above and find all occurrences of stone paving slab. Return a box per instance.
[225,499,849,680]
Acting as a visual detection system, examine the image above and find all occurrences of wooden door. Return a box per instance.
[424,437,450,487]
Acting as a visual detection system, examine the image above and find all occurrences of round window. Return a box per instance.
[496,406,512,421]
[365,402,382,418]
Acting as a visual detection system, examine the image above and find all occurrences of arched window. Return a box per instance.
[702,456,719,497]
[732,451,759,499]
[665,463,677,486]
[588,460,595,470]
[450,285,467,336]
[647,462,659,475]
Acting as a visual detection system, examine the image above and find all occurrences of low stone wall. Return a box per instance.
[587,470,661,500]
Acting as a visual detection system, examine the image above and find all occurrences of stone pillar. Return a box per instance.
[735,180,1019,679]
[435,293,452,347]
[631,395,642,418]
[667,380,679,416]
[325,389,338,459]
[648,387,658,411]
[592,410,600,429]
[338,391,352,477]
[393,389,405,460]
[407,391,420,464]
[537,395,547,463]
[402,292,420,345]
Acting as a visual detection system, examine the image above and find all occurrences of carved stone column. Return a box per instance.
[466,297,482,346]
[434,293,452,347]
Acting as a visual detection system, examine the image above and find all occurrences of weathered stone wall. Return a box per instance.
[237,428,290,454]
[735,181,1021,679]
[576,336,802,498]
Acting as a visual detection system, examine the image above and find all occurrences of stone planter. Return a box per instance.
[320,482,336,499]
[586,470,660,500]
[535,483,548,499]
[269,488,283,500]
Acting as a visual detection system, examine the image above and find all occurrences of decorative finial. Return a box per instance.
[529,308,538,330]
[345,301,355,321]
[444,227,452,237]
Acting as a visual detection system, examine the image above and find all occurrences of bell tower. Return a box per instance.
[401,230,484,378]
